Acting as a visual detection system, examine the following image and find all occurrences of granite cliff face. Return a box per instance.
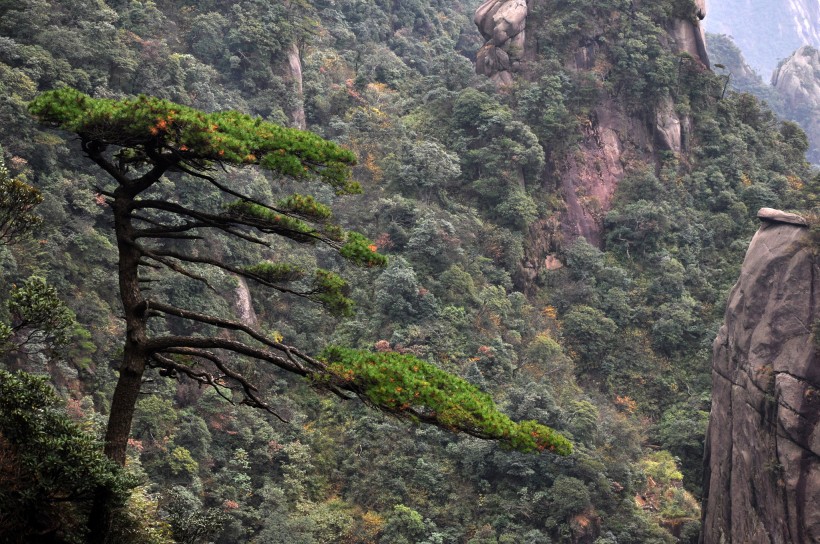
[773,46,820,111]
[701,209,819,544]
[772,46,820,162]
[474,0,707,248]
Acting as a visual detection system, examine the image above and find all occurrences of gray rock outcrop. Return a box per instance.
[772,46,820,111]
[655,95,685,153]
[669,0,709,66]
[474,0,528,86]
[233,276,259,327]
[772,46,820,163]
[701,210,819,543]
[286,42,306,130]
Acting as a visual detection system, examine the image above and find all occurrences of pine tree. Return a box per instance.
[30,87,571,540]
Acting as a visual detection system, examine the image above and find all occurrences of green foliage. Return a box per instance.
[0,370,134,543]
[161,485,226,544]
[168,446,199,478]
[244,261,306,284]
[0,150,42,245]
[339,231,389,267]
[311,269,354,317]
[6,0,816,541]
[28,87,359,193]
[380,504,429,544]
[277,193,332,220]
[561,306,618,373]
[322,346,572,455]
[226,200,317,241]
[383,139,461,200]
[2,275,76,355]
[108,486,174,544]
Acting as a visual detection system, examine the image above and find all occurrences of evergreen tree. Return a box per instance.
[29,88,571,541]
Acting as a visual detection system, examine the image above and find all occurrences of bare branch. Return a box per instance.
[138,246,310,299]
[144,299,324,372]
[140,252,216,291]
[160,346,289,423]
[131,200,271,246]
[145,335,310,376]
[149,353,235,405]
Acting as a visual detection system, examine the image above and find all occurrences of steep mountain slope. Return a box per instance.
[0,0,814,542]
[707,35,820,164]
[773,46,820,163]
[705,0,820,76]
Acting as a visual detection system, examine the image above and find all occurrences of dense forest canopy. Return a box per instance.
[0,0,816,543]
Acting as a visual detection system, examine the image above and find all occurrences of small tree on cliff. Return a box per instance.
[30,87,571,534]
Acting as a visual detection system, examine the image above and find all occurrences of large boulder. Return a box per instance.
[474,0,528,85]
[700,210,819,543]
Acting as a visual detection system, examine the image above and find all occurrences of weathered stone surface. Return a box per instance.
[694,0,706,20]
[772,46,820,163]
[701,215,819,544]
[758,207,808,226]
[544,255,563,270]
[276,42,306,130]
[286,43,306,130]
[558,97,653,245]
[233,276,259,327]
[670,18,709,66]
[655,95,683,153]
[474,0,527,86]
[772,46,820,110]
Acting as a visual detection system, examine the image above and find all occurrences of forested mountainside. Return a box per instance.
[705,0,820,76]
[707,34,820,164]
[0,1,816,543]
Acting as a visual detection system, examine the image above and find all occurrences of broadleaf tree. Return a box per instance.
[29,87,571,538]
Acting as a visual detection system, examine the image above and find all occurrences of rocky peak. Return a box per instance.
[472,1,705,249]
[772,46,820,163]
[772,46,820,110]
[701,209,819,543]
[706,0,820,76]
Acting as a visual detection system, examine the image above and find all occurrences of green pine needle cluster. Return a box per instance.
[28,87,359,193]
[226,200,316,241]
[311,270,354,317]
[340,232,389,267]
[321,346,573,455]
[276,194,332,220]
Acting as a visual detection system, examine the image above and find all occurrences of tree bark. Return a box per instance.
[89,188,149,543]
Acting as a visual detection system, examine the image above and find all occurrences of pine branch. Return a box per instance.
[144,299,324,372]
[138,247,310,298]
[131,200,272,246]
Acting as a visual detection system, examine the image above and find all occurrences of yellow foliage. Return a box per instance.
[364,153,383,183]
[787,175,804,190]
